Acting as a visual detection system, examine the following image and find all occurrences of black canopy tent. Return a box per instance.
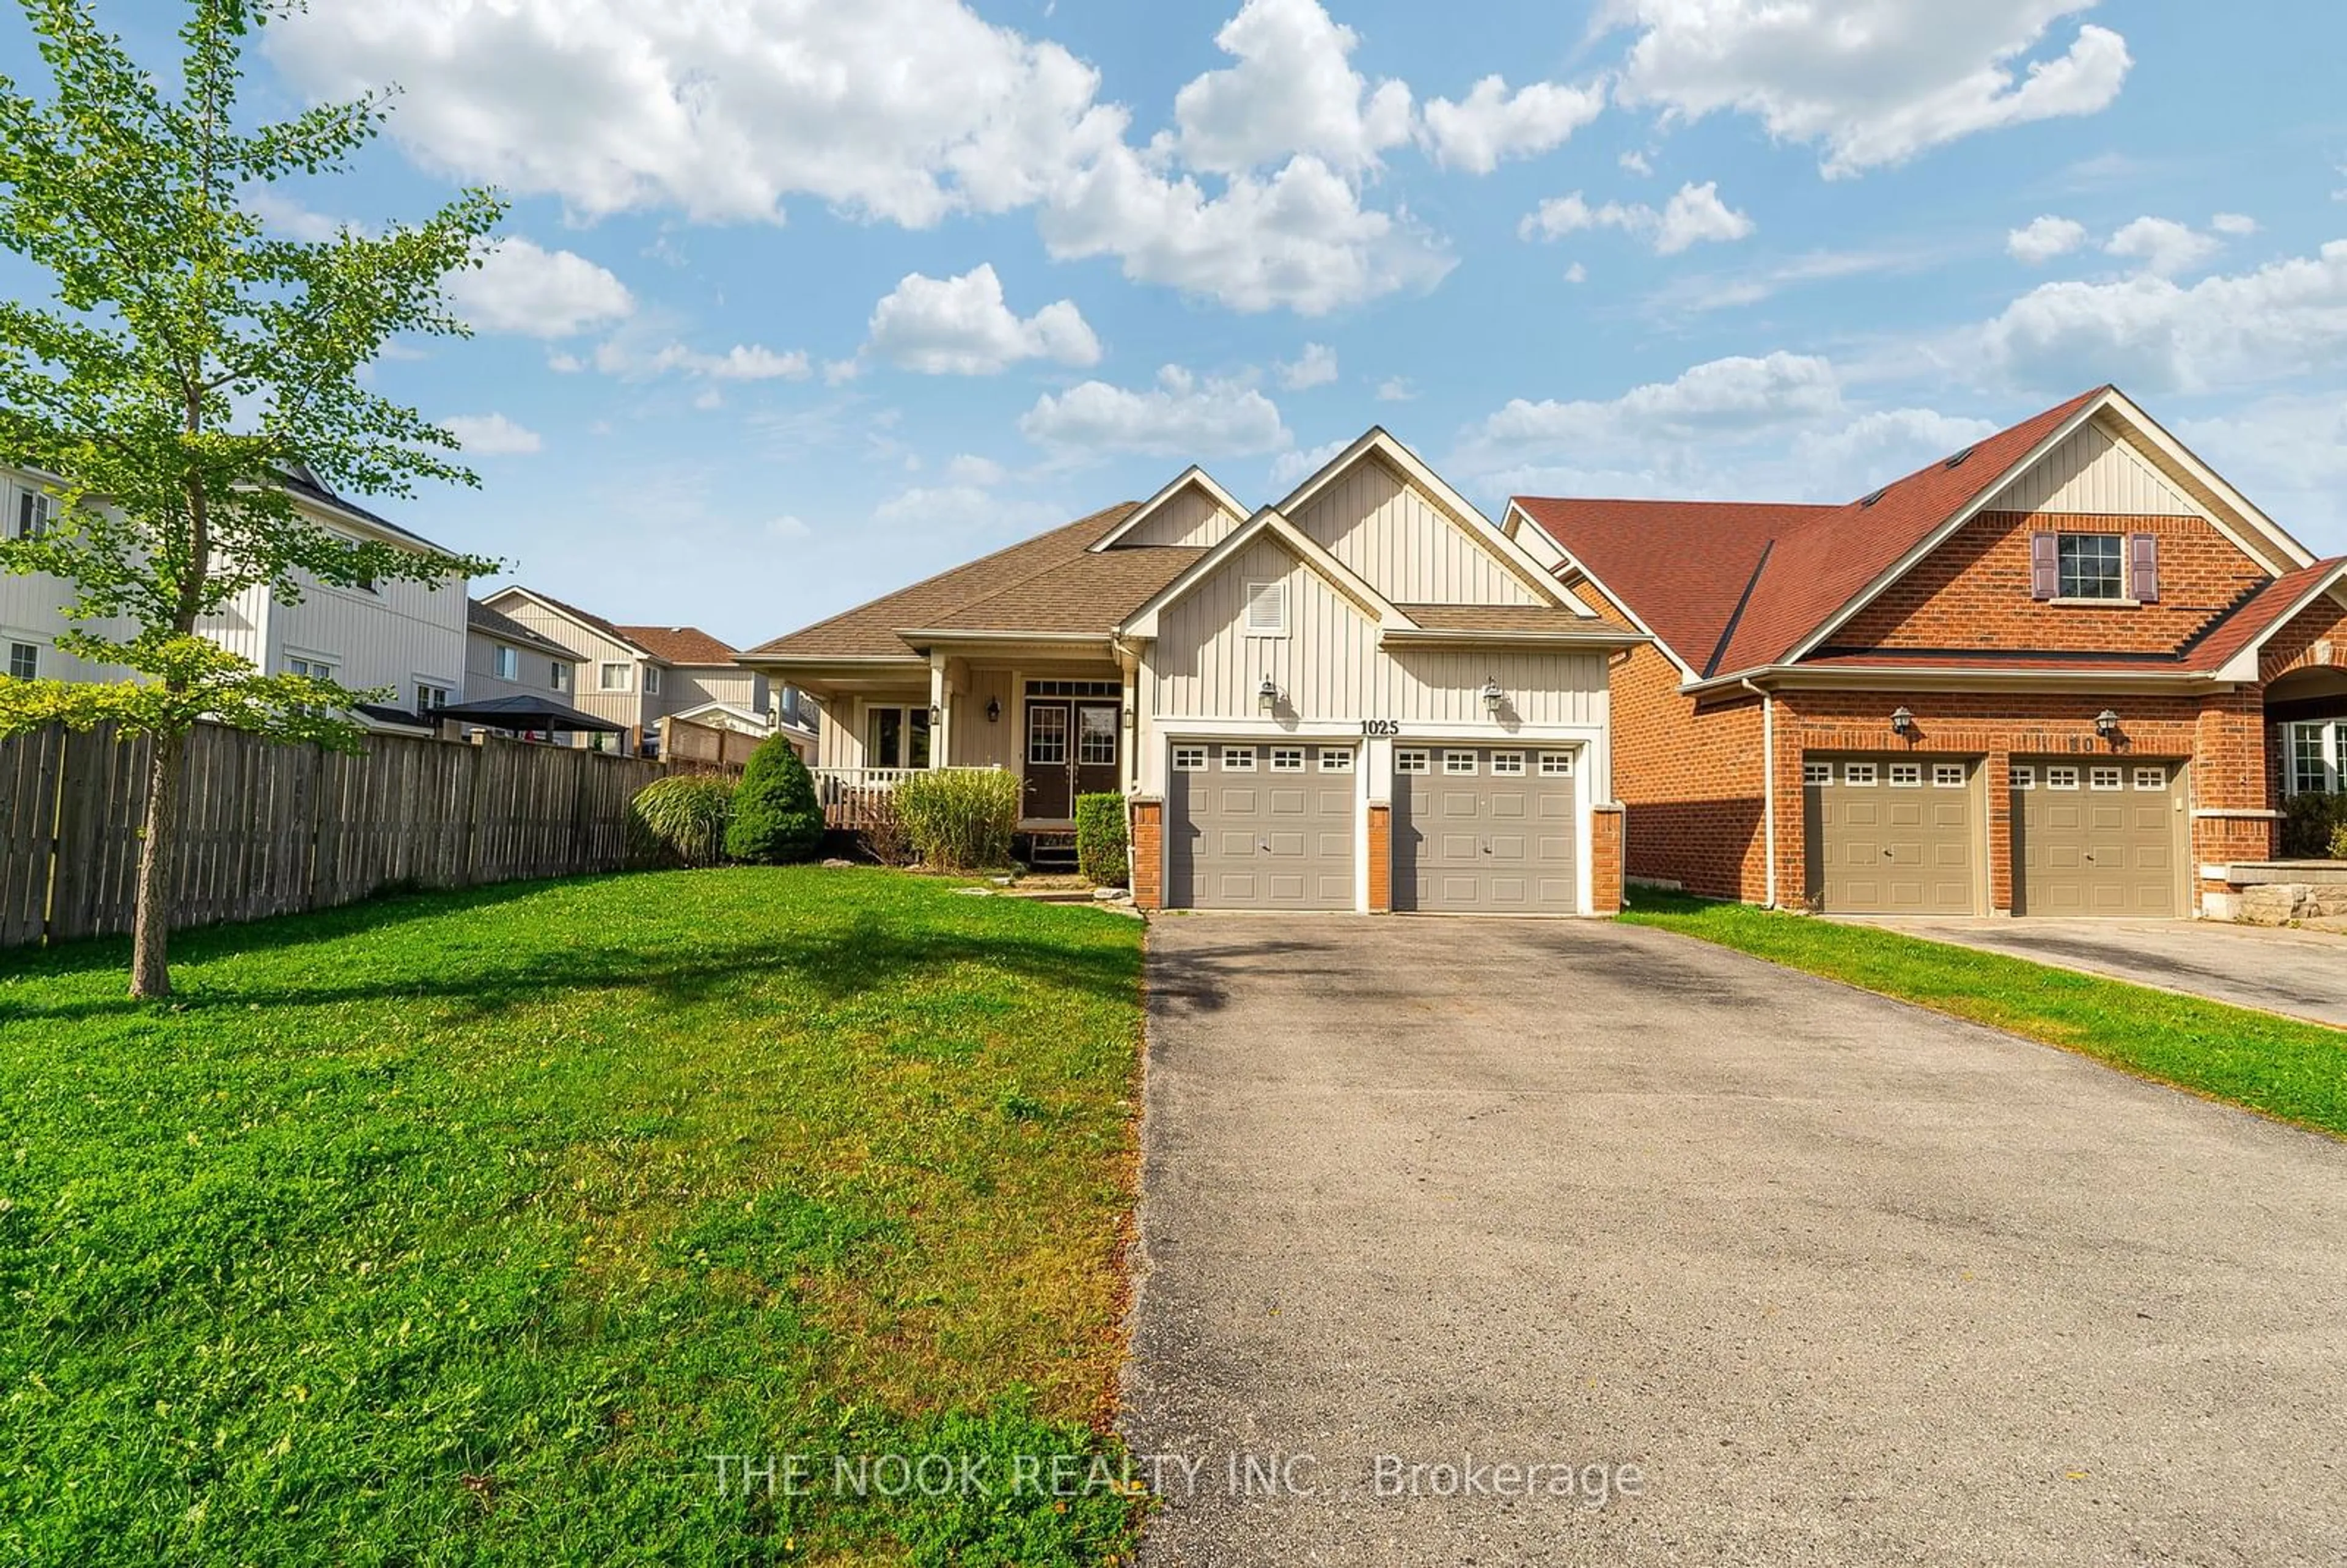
[421,695,628,735]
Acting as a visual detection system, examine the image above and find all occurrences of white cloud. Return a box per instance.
[692,388,724,411]
[269,0,1452,319]
[872,484,1070,534]
[2175,394,2347,543]
[864,263,1100,375]
[767,513,812,538]
[1980,240,2347,394]
[592,338,812,381]
[246,186,348,241]
[547,351,586,373]
[1421,75,1606,175]
[1607,0,2132,177]
[1164,0,1414,175]
[1375,376,1416,401]
[2007,214,2087,264]
[946,453,1008,485]
[1019,364,1290,458]
[1276,342,1340,389]
[1643,246,1923,314]
[2104,216,2222,278]
[442,413,543,455]
[446,237,636,337]
[1271,436,1351,487]
[1618,149,1652,177]
[2210,212,2259,237]
[1519,181,1752,254]
[1565,262,1588,284]
[1038,145,1453,315]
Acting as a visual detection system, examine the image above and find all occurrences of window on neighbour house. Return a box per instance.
[600,662,630,691]
[287,655,336,681]
[414,683,451,715]
[551,661,570,692]
[14,488,51,538]
[8,641,36,680]
[645,665,662,696]
[493,643,519,680]
[2056,534,2126,600]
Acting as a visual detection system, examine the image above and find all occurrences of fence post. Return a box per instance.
[461,738,488,886]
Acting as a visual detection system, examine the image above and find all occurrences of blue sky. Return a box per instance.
[30,1,2347,647]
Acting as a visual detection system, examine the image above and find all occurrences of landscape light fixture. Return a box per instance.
[1890,706,1914,736]
[1481,678,1504,715]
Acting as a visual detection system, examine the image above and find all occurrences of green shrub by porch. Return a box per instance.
[1075,792,1129,885]
[895,767,1021,870]
[2282,789,2347,859]
[626,774,735,867]
[724,736,824,863]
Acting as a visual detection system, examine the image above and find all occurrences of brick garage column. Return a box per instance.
[1590,804,1625,914]
[1983,750,2015,914]
[1365,803,1392,913]
[1770,697,1809,909]
[2192,690,2279,876]
[1129,797,1164,911]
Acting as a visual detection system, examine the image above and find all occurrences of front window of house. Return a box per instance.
[2288,721,2343,796]
[600,661,630,691]
[867,705,932,769]
[2057,533,2126,600]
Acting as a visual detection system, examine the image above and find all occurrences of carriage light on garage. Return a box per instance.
[1480,678,1504,715]
[1890,705,1914,736]
[1257,675,1278,714]
[2096,708,2121,740]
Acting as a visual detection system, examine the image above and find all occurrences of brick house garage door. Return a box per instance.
[1804,755,1982,915]
[1166,742,1356,909]
[1393,747,1578,912]
[2011,758,2186,917]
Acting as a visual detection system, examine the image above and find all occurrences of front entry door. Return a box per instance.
[1024,700,1122,820]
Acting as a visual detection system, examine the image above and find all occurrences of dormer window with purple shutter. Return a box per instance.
[2033,532,2148,603]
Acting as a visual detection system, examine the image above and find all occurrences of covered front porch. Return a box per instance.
[770,642,1137,831]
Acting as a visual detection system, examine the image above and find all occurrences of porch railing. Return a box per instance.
[810,765,1003,830]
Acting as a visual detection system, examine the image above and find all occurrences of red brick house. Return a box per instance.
[1508,386,2347,918]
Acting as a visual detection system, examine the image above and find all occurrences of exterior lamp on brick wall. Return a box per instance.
[1481,678,1504,714]
[1257,675,1278,714]
[1890,706,1915,736]
[2096,708,2121,740]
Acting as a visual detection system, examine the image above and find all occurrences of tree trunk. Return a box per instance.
[129,728,186,999]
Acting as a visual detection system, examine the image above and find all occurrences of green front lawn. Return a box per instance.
[0,868,1145,1567]
[1622,890,2347,1138]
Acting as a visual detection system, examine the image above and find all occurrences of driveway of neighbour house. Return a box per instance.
[1838,915,2347,1030]
[1122,917,2347,1568]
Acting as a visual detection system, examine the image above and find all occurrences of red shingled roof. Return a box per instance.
[612,625,740,666]
[1517,387,2107,678]
[2181,558,2347,672]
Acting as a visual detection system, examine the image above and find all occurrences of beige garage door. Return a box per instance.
[1167,741,1356,909]
[1394,746,1579,913]
[2012,758,2186,917]
[1805,753,1982,915]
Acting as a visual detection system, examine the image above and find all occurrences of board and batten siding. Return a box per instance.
[1151,535,1606,727]
[270,572,466,699]
[1288,459,1541,605]
[1117,486,1240,549]
[1988,422,2200,518]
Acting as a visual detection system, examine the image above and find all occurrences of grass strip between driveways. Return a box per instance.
[1619,888,2347,1138]
[0,865,1146,1568]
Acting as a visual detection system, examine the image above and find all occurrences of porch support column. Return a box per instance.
[929,653,951,768]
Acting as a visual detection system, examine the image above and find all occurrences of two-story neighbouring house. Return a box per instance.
[0,463,467,724]
[739,428,1644,915]
[460,597,584,713]
[1511,386,2347,920]
[477,587,773,755]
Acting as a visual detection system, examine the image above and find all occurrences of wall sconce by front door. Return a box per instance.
[985,697,1001,724]
[1890,705,1915,736]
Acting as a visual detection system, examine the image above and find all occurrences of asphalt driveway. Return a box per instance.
[1842,915,2347,1029]
[1122,916,2347,1567]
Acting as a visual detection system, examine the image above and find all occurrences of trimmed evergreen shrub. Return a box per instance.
[1074,792,1129,886]
[724,736,825,864]
[627,775,735,868]
[2281,789,2347,859]
[895,768,1021,871]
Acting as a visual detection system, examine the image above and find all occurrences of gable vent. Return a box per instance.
[1244,579,1288,636]
[1942,445,1975,469]
[1859,488,1889,508]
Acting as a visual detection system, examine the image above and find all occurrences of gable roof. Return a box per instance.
[744,502,1212,661]
[613,624,740,666]
[487,585,664,661]
[1118,505,1409,639]
[467,597,579,662]
[1087,466,1248,551]
[1513,386,2316,684]
[2186,557,2347,677]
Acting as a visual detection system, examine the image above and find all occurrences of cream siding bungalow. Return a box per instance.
[740,430,1644,915]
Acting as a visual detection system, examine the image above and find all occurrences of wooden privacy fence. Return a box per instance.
[0,720,666,948]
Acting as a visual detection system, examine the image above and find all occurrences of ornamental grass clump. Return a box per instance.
[895,768,1021,871]
[627,775,736,868]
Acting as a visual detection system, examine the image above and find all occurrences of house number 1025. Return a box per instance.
[1360,719,1401,736]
